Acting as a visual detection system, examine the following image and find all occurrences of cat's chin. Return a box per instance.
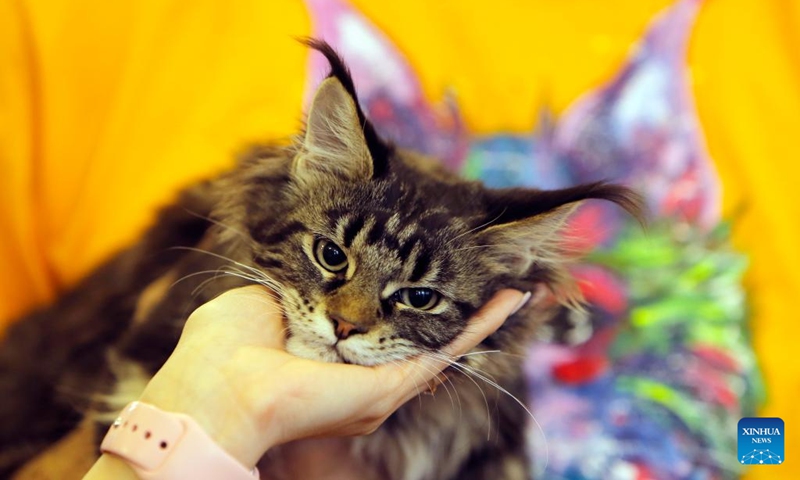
[285,336,344,363]
[284,336,389,366]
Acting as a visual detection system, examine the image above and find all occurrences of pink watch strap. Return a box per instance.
[101,402,259,479]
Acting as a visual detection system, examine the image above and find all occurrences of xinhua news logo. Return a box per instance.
[738,417,784,465]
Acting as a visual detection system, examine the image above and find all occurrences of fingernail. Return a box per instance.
[510,291,532,315]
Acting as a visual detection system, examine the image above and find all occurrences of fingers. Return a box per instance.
[182,286,525,437]
[201,287,525,447]
[375,289,526,405]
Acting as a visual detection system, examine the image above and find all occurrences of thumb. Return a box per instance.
[441,289,526,357]
[386,289,526,402]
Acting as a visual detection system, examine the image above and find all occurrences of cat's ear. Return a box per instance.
[477,182,642,278]
[294,77,373,183]
[477,201,579,281]
[293,39,393,184]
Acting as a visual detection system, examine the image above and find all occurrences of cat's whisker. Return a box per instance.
[432,363,463,417]
[435,354,502,390]
[455,349,503,358]
[430,372,461,417]
[170,268,246,299]
[191,273,227,298]
[427,351,492,426]
[391,358,429,410]
[407,356,459,412]
[170,269,228,289]
[402,356,460,415]
[424,352,550,475]
[390,359,426,410]
[173,264,285,307]
[417,351,493,437]
[436,358,504,427]
[216,269,270,289]
[219,262,280,285]
[426,351,521,445]
[181,207,249,240]
[429,354,504,409]
[221,266,285,294]
[171,246,281,286]
[236,292,285,317]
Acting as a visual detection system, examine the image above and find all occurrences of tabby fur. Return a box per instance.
[0,40,641,479]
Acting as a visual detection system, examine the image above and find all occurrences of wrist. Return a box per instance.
[84,453,140,480]
[100,401,261,479]
[138,360,273,468]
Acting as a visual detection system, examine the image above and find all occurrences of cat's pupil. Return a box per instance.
[322,243,345,266]
[408,288,433,309]
[314,238,348,272]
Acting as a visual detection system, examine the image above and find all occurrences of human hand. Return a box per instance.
[138,285,527,469]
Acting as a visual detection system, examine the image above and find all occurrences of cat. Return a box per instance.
[0,40,641,479]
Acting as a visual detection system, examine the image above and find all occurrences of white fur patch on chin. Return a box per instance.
[285,336,341,363]
[336,343,384,367]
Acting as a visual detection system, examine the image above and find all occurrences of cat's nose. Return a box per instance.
[331,316,367,340]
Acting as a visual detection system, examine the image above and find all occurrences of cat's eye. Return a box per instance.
[394,288,440,311]
[314,238,348,272]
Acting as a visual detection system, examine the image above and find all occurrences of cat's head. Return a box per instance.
[217,40,640,366]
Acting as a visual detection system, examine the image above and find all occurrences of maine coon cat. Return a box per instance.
[0,40,640,479]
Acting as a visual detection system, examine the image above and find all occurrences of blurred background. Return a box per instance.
[1,0,797,478]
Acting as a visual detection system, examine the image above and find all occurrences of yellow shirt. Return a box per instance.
[1,1,797,476]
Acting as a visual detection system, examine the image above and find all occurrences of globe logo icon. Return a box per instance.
[740,450,783,465]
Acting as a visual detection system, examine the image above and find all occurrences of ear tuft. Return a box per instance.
[294,77,373,183]
[484,182,645,227]
[298,38,393,178]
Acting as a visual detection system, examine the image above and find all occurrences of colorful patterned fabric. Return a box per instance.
[305,0,760,478]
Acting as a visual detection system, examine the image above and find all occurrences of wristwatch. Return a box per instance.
[101,401,260,479]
